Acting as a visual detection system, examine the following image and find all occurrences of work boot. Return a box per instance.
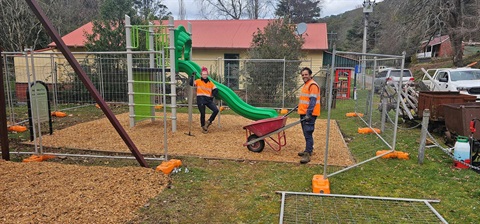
[205,120,212,129]
[298,151,308,156]
[300,152,311,164]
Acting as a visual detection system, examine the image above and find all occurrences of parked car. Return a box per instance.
[373,68,414,92]
[419,67,480,101]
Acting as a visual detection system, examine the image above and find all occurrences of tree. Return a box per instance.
[133,0,171,20]
[0,0,49,51]
[342,22,363,52]
[84,0,136,51]
[197,0,274,19]
[0,0,102,51]
[396,0,480,66]
[246,19,305,107]
[275,0,323,23]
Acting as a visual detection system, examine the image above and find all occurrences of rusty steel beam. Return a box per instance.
[0,48,10,161]
[24,0,148,167]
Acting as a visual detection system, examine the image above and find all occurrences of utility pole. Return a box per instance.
[179,0,186,20]
[361,0,376,89]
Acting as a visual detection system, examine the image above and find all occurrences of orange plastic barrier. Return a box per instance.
[357,127,381,134]
[376,150,410,160]
[22,154,56,162]
[154,105,163,110]
[156,159,182,174]
[7,125,28,132]
[346,112,364,117]
[51,111,67,117]
[219,106,225,112]
[312,175,330,194]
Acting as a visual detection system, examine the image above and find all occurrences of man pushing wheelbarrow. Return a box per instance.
[243,67,321,164]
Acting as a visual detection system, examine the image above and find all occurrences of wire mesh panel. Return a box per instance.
[278,192,447,223]
[192,58,313,109]
[6,51,165,106]
[325,51,407,176]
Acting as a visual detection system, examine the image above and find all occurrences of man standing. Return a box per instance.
[298,67,321,164]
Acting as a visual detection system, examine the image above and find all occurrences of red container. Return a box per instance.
[243,116,287,137]
[454,159,471,169]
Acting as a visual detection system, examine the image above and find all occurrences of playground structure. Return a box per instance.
[125,16,278,132]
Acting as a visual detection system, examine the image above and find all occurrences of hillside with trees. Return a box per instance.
[321,0,480,67]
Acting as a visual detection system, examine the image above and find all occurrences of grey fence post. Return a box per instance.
[418,109,430,164]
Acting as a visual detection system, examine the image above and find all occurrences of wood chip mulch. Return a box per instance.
[34,112,355,166]
[0,159,168,224]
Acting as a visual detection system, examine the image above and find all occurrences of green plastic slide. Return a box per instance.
[178,60,278,121]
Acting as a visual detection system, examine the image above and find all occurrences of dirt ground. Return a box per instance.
[36,112,354,166]
[0,159,168,224]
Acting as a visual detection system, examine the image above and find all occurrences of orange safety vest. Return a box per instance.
[194,79,216,97]
[298,79,321,116]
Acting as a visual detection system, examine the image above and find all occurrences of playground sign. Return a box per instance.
[27,81,52,140]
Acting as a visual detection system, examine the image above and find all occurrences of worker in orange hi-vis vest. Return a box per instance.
[297,67,321,164]
[189,67,219,134]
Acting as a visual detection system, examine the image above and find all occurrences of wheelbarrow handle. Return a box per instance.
[283,106,298,118]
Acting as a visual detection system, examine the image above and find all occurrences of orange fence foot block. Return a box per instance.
[7,125,28,133]
[312,175,330,194]
[358,127,381,134]
[376,150,410,160]
[346,112,364,117]
[376,150,396,159]
[51,111,67,117]
[22,155,56,162]
[156,159,182,174]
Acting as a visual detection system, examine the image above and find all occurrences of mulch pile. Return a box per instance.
[35,112,355,166]
[0,159,168,223]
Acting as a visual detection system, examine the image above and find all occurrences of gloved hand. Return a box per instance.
[189,73,195,86]
[304,114,312,122]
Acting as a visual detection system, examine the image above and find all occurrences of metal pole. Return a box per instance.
[25,0,148,167]
[391,52,406,151]
[324,47,337,178]
[168,16,177,132]
[361,9,369,89]
[30,49,45,155]
[24,49,39,152]
[162,51,169,160]
[0,49,10,160]
[381,97,387,132]
[149,22,156,121]
[126,15,135,127]
[282,57,286,108]
[368,57,377,127]
[418,109,430,164]
[185,22,194,137]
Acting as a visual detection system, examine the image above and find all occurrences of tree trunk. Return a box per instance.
[450,32,464,67]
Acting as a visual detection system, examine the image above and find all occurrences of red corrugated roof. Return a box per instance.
[421,35,449,47]
[49,20,328,50]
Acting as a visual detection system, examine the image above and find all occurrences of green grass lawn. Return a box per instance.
[130,99,478,223]
[6,101,480,223]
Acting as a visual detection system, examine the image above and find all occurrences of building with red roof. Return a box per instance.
[14,19,329,101]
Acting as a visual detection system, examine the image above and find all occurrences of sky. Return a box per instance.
[162,0,383,20]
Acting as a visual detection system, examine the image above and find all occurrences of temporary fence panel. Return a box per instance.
[278,191,447,223]
[324,50,406,177]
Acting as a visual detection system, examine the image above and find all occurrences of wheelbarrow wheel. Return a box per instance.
[247,134,265,153]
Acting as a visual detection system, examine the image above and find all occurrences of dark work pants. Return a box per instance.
[300,115,317,154]
[197,96,219,127]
